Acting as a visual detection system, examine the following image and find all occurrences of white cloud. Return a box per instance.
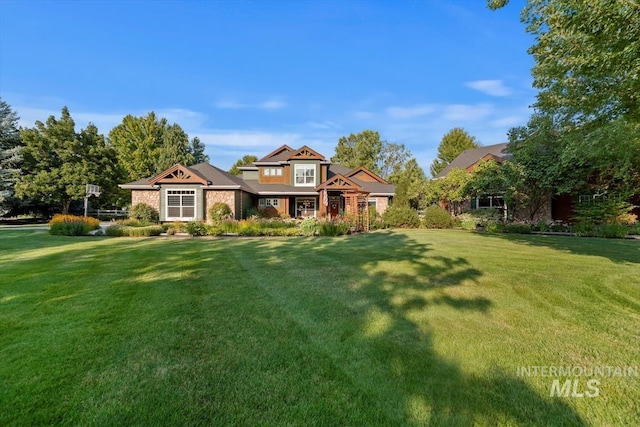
[307,120,341,130]
[465,80,512,97]
[386,104,435,119]
[197,131,303,149]
[214,98,287,111]
[442,103,493,121]
[490,116,526,128]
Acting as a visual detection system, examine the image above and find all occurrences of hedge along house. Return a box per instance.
[119,163,254,222]
[120,144,395,228]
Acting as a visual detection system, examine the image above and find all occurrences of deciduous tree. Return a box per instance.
[430,128,480,177]
[16,107,119,214]
[229,155,258,175]
[108,112,194,181]
[331,130,384,174]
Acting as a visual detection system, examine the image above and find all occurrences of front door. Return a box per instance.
[329,196,340,218]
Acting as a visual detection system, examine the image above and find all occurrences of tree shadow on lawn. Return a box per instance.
[244,231,587,425]
[478,232,640,264]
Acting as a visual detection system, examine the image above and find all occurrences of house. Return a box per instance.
[119,144,395,228]
[435,143,571,221]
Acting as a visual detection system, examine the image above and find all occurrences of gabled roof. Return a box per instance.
[286,145,326,161]
[149,164,209,185]
[120,162,256,193]
[345,166,389,184]
[326,164,395,195]
[434,143,512,178]
[316,174,363,192]
[258,144,295,162]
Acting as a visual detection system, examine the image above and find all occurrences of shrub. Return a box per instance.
[186,221,208,236]
[105,225,124,237]
[220,220,239,234]
[422,206,453,229]
[485,222,505,233]
[129,203,159,224]
[299,218,318,236]
[629,222,640,236]
[105,224,163,237]
[535,221,551,232]
[597,223,629,239]
[616,212,638,226]
[456,213,479,231]
[505,223,532,234]
[318,219,350,236]
[49,214,100,236]
[382,206,420,228]
[572,196,633,225]
[208,202,233,224]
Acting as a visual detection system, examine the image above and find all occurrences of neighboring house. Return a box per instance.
[119,144,395,228]
[435,143,569,221]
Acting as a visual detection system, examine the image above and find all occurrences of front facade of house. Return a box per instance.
[119,145,395,227]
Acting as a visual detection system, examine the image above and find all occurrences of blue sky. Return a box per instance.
[0,0,535,175]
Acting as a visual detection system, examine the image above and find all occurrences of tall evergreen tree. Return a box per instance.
[0,98,23,216]
[188,137,209,164]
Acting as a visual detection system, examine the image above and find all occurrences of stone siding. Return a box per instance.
[205,190,236,219]
[131,190,159,212]
[374,196,389,214]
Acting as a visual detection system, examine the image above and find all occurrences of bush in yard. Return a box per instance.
[208,202,233,224]
[299,218,318,236]
[49,214,100,236]
[129,203,159,224]
[105,224,163,237]
[422,206,453,229]
[596,223,629,239]
[505,223,532,234]
[105,225,124,237]
[186,221,208,236]
[318,219,350,236]
[382,206,420,228]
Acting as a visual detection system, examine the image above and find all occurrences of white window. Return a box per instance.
[263,168,283,176]
[368,198,377,209]
[296,198,316,217]
[166,190,196,220]
[294,164,315,186]
[259,198,279,207]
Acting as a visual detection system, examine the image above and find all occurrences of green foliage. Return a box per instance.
[422,206,454,229]
[368,206,384,230]
[208,202,233,224]
[572,196,633,225]
[430,128,480,177]
[573,222,630,239]
[108,112,194,181]
[48,214,100,236]
[424,168,472,215]
[0,98,23,216]
[16,107,120,214]
[129,203,159,224]
[505,224,532,234]
[318,219,350,236]
[229,155,258,175]
[388,157,427,209]
[456,210,503,231]
[382,206,420,228]
[521,0,640,125]
[106,224,163,237]
[299,218,318,236]
[188,137,209,164]
[185,221,207,236]
[331,130,383,174]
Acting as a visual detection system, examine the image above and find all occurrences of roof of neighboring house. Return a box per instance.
[257,144,295,162]
[119,162,255,193]
[434,143,512,178]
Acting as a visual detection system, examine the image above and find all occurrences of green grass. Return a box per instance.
[1,229,638,426]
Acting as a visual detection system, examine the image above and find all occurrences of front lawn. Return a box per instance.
[1,230,638,425]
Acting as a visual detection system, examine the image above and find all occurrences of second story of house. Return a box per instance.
[238,145,332,188]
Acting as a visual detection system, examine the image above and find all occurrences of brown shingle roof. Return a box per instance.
[434,143,511,178]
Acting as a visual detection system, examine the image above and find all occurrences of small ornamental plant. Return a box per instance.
[49,214,100,236]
